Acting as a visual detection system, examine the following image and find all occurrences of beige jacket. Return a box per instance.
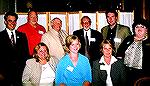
[41,28,68,60]
[22,57,59,86]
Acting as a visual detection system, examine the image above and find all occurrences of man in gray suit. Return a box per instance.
[101,9,132,53]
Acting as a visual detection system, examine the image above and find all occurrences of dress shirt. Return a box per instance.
[99,55,117,86]
[6,28,16,43]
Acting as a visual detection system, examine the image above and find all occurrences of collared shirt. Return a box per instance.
[17,23,46,56]
[6,28,16,43]
[106,25,117,45]
[99,55,117,86]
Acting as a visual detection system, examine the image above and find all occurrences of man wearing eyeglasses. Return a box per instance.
[73,16,103,68]
[0,12,29,86]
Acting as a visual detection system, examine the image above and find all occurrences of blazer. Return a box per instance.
[22,57,59,86]
[0,29,29,85]
[73,28,103,61]
[41,28,68,60]
[92,58,127,86]
[101,24,132,52]
[116,35,150,76]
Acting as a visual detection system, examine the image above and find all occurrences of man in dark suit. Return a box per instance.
[73,16,103,67]
[0,12,29,86]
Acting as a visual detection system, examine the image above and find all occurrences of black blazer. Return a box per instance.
[73,28,103,61]
[116,35,150,76]
[0,29,29,86]
[92,58,127,86]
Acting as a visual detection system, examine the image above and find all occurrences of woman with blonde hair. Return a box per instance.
[55,35,92,86]
[22,42,58,86]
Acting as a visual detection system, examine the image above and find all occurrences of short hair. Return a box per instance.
[100,39,116,56]
[105,9,118,17]
[132,18,149,29]
[33,42,50,62]
[27,10,38,16]
[81,16,91,24]
[4,11,18,21]
[65,35,81,53]
[51,17,62,23]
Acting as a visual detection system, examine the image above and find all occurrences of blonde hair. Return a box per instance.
[33,42,50,62]
[100,39,116,56]
[65,35,81,53]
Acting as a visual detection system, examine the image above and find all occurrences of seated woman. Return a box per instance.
[55,35,92,86]
[22,42,59,86]
[92,39,126,86]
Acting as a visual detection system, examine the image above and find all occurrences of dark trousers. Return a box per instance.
[125,66,144,86]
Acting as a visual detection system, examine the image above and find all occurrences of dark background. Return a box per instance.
[0,0,149,21]
[16,0,134,12]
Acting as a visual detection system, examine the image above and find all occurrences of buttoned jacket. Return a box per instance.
[101,24,132,52]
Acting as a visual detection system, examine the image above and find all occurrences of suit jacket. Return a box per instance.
[73,28,103,61]
[41,28,68,60]
[101,24,132,52]
[92,58,127,86]
[22,57,58,86]
[116,35,150,76]
[0,29,29,86]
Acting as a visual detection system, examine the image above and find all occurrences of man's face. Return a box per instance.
[81,17,91,31]
[28,11,38,26]
[51,19,62,32]
[4,15,17,30]
[106,12,117,26]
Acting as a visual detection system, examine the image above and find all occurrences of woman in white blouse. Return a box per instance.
[22,42,58,86]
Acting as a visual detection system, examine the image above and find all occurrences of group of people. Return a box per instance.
[0,8,150,86]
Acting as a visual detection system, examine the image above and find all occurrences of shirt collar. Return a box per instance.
[99,55,117,65]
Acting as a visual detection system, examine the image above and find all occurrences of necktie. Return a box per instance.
[58,32,65,46]
[11,32,15,46]
[85,32,89,57]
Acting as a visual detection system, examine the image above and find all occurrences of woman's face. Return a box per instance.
[37,46,48,60]
[69,39,80,54]
[135,24,147,39]
[102,44,112,58]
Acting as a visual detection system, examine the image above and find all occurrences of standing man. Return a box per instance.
[41,17,68,60]
[0,12,29,86]
[101,9,132,53]
[17,10,46,56]
[73,16,103,67]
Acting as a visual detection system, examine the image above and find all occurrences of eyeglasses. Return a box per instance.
[82,21,90,24]
[7,20,17,23]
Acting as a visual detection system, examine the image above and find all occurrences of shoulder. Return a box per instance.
[49,57,59,65]
[73,29,83,34]
[26,58,37,65]
[42,31,51,37]
[118,24,130,29]
[17,23,28,30]
[78,53,89,61]
[91,29,101,34]
[101,25,109,30]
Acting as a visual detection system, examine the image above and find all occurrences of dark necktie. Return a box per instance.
[11,32,15,46]
[85,32,89,57]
